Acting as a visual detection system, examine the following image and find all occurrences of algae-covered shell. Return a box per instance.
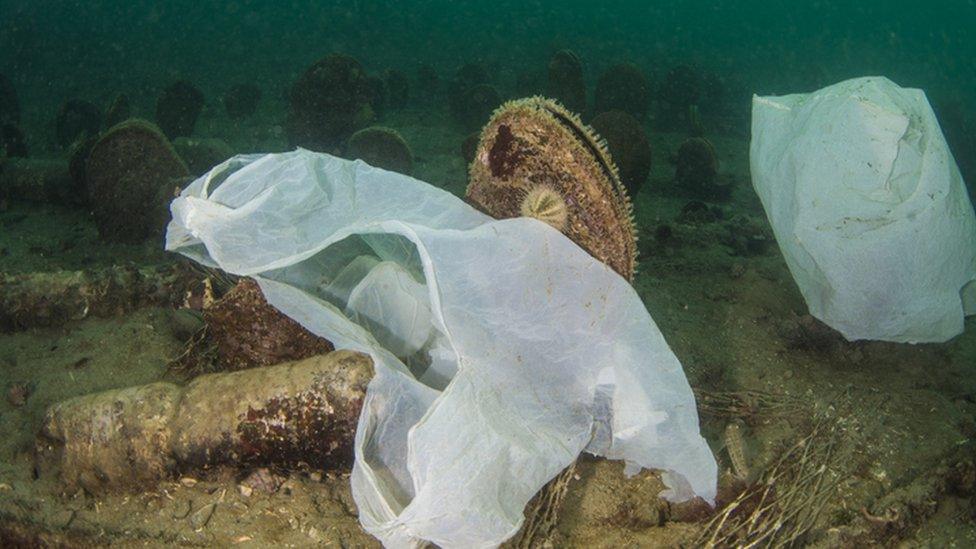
[466,96,637,280]
[85,119,189,242]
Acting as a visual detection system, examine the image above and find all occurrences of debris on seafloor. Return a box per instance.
[695,413,843,548]
[34,350,372,494]
[0,264,201,333]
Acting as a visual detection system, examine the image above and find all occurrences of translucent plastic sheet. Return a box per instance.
[166,150,716,548]
[751,76,976,343]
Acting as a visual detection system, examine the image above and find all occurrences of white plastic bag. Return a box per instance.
[751,76,976,343]
[166,149,716,548]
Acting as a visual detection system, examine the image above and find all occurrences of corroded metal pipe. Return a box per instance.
[35,350,372,494]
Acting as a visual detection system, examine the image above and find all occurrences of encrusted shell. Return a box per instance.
[466,97,637,280]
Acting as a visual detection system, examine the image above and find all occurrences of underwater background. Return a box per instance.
[3,1,976,146]
[1,1,976,547]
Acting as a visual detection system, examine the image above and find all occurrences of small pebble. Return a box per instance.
[179,477,198,487]
[238,484,253,498]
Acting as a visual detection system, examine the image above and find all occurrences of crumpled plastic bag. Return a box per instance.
[166,149,717,547]
[751,76,976,343]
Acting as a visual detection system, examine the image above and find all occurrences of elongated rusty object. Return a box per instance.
[35,350,372,494]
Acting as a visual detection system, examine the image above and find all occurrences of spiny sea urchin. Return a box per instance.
[520,185,569,231]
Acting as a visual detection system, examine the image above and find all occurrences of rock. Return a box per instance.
[55,100,101,148]
[594,63,650,121]
[547,50,586,115]
[466,97,637,280]
[85,119,189,242]
[173,136,235,175]
[286,54,374,152]
[204,278,335,371]
[155,80,204,139]
[0,73,19,125]
[223,83,261,119]
[589,110,651,196]
[345,126,413,175]
[104,94,131,127]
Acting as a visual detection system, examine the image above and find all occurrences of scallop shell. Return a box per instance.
[466,96,637,280]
